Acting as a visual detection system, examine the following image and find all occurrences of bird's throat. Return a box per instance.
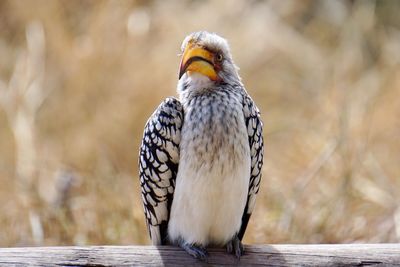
[177,72,217,100]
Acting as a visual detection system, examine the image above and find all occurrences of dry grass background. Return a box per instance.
[0,0,400,247]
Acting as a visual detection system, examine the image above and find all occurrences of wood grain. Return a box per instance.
[0,244,399,266]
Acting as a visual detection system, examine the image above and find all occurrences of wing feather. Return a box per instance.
[238,94,264,240]
[139,97,183,245]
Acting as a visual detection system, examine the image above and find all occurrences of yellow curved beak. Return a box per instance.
[179,45,218,81]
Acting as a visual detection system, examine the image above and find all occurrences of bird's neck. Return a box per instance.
[177,73,217,102]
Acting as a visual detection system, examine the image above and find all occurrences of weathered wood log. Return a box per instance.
[0,244,399,266]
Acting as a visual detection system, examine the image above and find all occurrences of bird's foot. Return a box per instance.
[180,242,208,261]
[226,234,244,259]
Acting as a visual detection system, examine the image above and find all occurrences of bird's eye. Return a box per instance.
[216,53,223,62]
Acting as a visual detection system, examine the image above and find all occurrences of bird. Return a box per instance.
[139,31,263,260]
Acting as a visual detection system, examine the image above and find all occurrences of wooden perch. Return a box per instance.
[0,244,399,266]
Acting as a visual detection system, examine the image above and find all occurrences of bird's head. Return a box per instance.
[178,31,241,91]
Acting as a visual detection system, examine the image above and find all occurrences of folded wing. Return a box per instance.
[139,97,183,245]
[238,94,264,240]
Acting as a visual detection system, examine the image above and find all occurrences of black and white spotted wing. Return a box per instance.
[238,94,264,240]
[139,97,183,245]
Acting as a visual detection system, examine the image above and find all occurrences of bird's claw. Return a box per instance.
[226,234,244,259]
[180,242,208,261]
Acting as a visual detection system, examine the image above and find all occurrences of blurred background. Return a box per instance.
[0,0,399,247]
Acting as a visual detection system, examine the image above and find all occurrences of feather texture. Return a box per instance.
[139,97,183,245]
[238,94,264,240]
